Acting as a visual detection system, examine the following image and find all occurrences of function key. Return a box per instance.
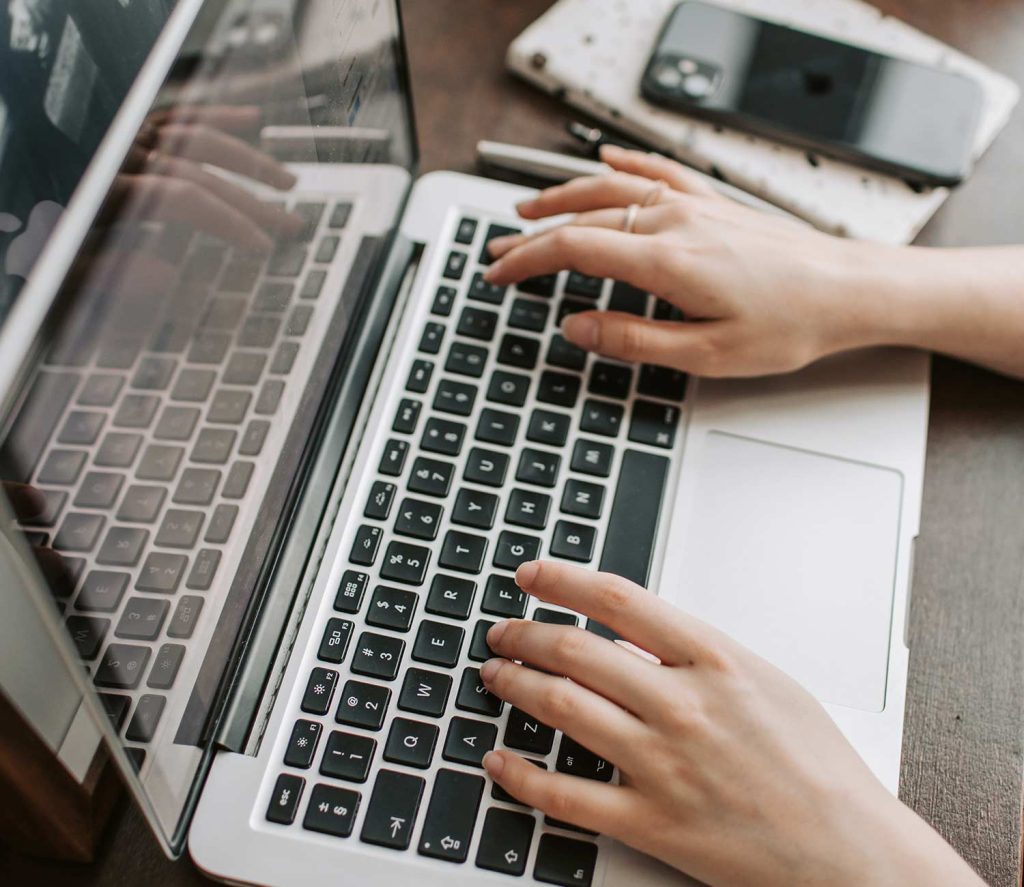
[408,456,455,497]
[508,297,549,332]
[392,398,422,434]
[494,530,543,571]
[360,769,424,850]
[418,768,485,863]
[315,235,339,264]
[464,447,510,488]
[432,285,457,317]
[516,448,561,488]
[399,667,453,718]
[378,439,409,476]
[383,718,438,769]
[565,272,604,299]
[167,595,203,639]
[442,717,497,767]
[580,399,624,437]
[456,667,503,717]
[505,488,551,530]
[482,573,528,618]
[421,417,467,457]
[366,584,419,632]
[301,667,338,715]
[266,773,304,825]
[318,618,354,664]
[292,201,325,241]
[487,370,530,407]
[335,680,391,731]
[456,306,499,342]
[443,250,468,280]
[380,541,431,586]
[351,631,406,681]
[187,550,220,591]
[608,280,649,315]
[527,409,570,447]
[560,479,605,520]
[534,833,598,887]
[480,224,522,265]
[550,520,597,563]
[349,525,383,566]
[475,807,534,876]
[446,341,488,378]
[434,379,477,417]
[419,322,445,355]
[638,364,688,401]
[556,735,613,782]
[405,359,433,394]
[537,371,581,408]
[300,269,327,300]
[628,399,681,448]
[518,274,557,297]
[146,643,184,690]
[497,333,540,370]
[284,719,322,768]
[364,481,396,520]
[454,217,478,244]
[425,574,476,620]
[439,530,489,574]
[335,569,368,613]
[504,706,555,755]
[329,202,353,229]
[588,361,633,399]
[476,408,519,447]
[570,440,614,477]
[321,730,377,782]
[394,496,443,541]
[412,620,465,668]
[468,272,507,305]
[303,783,360,838]
[557,298,592,324]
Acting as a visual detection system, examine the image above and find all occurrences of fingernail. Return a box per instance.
[482,751,505,778]
[486,621,510,648]
[515,198,537,212]
[562,314,599,350]
[480,657,505,681]
[516,560,540,590]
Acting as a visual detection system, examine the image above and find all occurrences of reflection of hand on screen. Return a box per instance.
[3,481,76,598]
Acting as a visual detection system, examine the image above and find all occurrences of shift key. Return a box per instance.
[418,768,484,862]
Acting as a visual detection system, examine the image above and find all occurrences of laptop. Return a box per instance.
[0,1,930,885]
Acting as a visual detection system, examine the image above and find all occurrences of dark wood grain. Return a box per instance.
[2,0,1022,884]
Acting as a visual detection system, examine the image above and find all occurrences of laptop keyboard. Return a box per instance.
[13,198,353,767]
[264,216,689,884]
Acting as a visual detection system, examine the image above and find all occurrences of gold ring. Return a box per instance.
[623,203,640,234]
[643,179,668,207]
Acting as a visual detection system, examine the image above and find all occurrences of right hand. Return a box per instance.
[486,145,899,379]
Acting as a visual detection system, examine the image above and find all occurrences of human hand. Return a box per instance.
[480,561,984,887]
[485,145,901,378]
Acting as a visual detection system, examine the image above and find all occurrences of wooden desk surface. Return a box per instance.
[3,1,1022,884]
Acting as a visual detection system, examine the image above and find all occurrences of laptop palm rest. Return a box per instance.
[672,431,902,712]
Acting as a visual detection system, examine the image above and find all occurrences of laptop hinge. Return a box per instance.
[214,235,424,753]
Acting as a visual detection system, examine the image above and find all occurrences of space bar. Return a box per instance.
[587,449,670,641]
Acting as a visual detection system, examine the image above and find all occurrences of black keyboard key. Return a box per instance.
[147,643,184,690]
[418,768,484,863]
[270,341,300,374]
[336,680,390,731]
[384,718,438,769]
[173,467,220,506]
[446,341,488,378]
[351,631,405,680]
[476,408,519,446]
[482,573,528,618]
[556,735,613,782]
[78,373,123,407]
[303,784,360,838]
[318,618,355,664]
[394,496,442,542]
[380,540,431,586]
[517,274,556,297]
[457,306,498,341]
[497,333,539,369]
[408,457,454,497]
[301,667,339,715]
[537,371,581,408]
[439,530,488,574]
[425,574,476,620]
[53,512,105,552]
[527,409,570,447]
[222,460,253,498]
[629,399,681,448]
[608,280,649,315]
[455,217,477,244]
[392,399,422,435]
[468,272,507,305]
[365,481,397,520]
[366,585,419,632]
[638,365,688,401]
[93,433,143,470]
[350,525,383,566]
[580,399,624,437]
[534,834,598,887]
[654,298,685,322]
[589,361,633,400]
[118,485,166,524]
[508,297,549,332]
[534,608,578,626]
[135,552,187,594]
[94,644,150,689]
[419,322,445,355]
[285,720,322,768]
[550,521,597,563]
[315,235,339,264]
[456,667,503,717]
[561,480,605,520]
[115,597,168,641]
[432,285,457,317]
[300,269,327,299]
[125,694,165,743]
[412,620,464,668]
[98,526,149,565]
[66,615,108,659]
[254,281,293,312]
[266,773,304,825]
[186,549,220,591]
[335,570,368,613]
[468,620,496,662]
[98,693,130,731]
[590,450,669,640]
[153,508,204,550]
[443,250,468,280]
[237,315,281,349]
[464,447,509,487]
[570,440,614,477]
[480,224,521,265]
[266,244,306,277]
[321,730,376,782]
[406,359,433,394]
[360,769,424,850]
[77,570,129,611]
[329,202,352,229]
[59,411,105,445]
[505,488,551,530]
[452,488,498,530]
[494,530,542,571]
[20,487,66,527]
[487,370,530,407]
[442,717,496,767]
[399,667,452,718]
[476,807,534,876]
[190,427,236,464]
[434,379,477,417]
[516,448,561,488]
[421,417,466,457]
[557,298,593,324]
[39,449,88,486]
[73,472,123,509]
[505,706,556,755]
[565,272,604,299]
[546,334,587,371]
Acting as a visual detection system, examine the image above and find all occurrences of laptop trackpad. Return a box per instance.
[673,432,902,712]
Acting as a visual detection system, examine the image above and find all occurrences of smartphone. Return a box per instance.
[641,1,985,187]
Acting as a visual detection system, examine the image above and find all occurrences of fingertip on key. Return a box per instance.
[515,560,541,589]
[561,313,600,351]
[482,751,505,778]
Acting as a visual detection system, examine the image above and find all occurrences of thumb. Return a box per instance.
[561,311,713,373]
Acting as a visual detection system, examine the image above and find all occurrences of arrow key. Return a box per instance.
[476,807,534,876]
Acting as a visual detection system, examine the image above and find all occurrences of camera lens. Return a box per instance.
[654,62,683,90]
[682,72,714,98]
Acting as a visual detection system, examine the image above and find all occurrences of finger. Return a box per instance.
[480,658,646,767]
[600,143,720,198]
[484,226,664,293]
[561,311,719,372]
[516,171,674,220]
[146,105,262,135]
[485,619,664,716]
[488,207,665,260]
[155,123,296,190]
[516,561,726,665]
[2,482,46,520]
[483,750,640,838]
[31,548,76,597]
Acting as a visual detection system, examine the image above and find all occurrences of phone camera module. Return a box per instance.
[681,72,715,99]
[654,60,684,90]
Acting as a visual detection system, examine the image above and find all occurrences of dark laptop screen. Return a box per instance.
[0,0,174,324]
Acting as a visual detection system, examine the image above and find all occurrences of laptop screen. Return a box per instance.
[0,0,416,857]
